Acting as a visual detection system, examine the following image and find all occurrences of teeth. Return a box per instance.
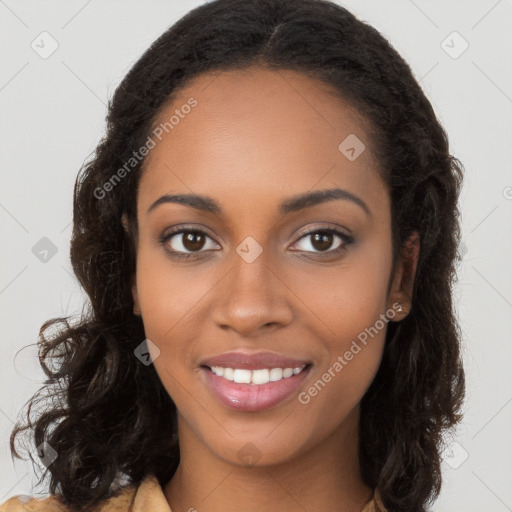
[223,367,234,380]
[210,365,306,385]
[233,369,252,384]
[269,368,282,381]
[252,369,270,385]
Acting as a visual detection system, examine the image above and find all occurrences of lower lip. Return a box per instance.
[201,365,312,412]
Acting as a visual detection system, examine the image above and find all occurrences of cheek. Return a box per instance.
[135,248,215,342]
[134,249,222,402]
[289,239,393,340]
[295,283,388,430]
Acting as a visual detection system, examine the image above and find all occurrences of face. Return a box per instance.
[128,66,417,468]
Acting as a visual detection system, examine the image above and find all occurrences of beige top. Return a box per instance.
[0,474,387,511]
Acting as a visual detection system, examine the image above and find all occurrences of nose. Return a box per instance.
[211,248,293,338]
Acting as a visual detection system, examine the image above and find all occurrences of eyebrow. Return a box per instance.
[146,187,371,218]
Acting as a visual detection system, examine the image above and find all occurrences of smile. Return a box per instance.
[201,364,312,411]
[207,365,307,385]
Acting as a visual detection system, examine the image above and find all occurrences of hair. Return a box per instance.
[9,0,466,510]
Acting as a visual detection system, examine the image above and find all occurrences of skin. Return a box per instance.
[126,66,420,512]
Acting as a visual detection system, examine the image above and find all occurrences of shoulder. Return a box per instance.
[0,479,143,512]
[0,494,68,512]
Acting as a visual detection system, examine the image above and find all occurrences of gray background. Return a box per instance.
[1,0,511,510]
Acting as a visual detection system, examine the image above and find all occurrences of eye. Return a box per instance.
[159,227,220,259]
[291,227,353,255]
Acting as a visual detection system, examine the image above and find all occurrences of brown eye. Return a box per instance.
[182,231,206,251]
[310,231,334,252]
[160,228,220,257]
[292,227,353,255]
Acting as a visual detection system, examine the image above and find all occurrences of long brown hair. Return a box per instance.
[10,1,465,510]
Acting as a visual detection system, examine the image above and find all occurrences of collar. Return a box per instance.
[127,475,386,512]
[128,474,171,512]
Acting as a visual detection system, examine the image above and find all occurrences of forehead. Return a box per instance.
[137,66,387,218]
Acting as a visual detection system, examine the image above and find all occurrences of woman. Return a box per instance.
[1,0,465,511]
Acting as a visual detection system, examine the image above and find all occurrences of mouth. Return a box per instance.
[200,363,313,412]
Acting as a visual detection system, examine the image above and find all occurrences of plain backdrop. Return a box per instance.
[1,1,511,510]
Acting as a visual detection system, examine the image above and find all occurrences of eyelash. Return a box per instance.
[158,225,354,260]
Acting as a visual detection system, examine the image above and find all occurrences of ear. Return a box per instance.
[132,280,141,316]
[121,213,130,234]
[387,231,420,321]
[121,213,141,316]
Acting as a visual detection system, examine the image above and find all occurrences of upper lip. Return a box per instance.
[200,351,312,370]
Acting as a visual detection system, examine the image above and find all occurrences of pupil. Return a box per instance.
[312,232,332,251]
[183,232,204,251]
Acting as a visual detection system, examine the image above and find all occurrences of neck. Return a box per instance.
[164,407,373,512]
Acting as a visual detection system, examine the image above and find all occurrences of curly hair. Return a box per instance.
[9,0,466,510]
